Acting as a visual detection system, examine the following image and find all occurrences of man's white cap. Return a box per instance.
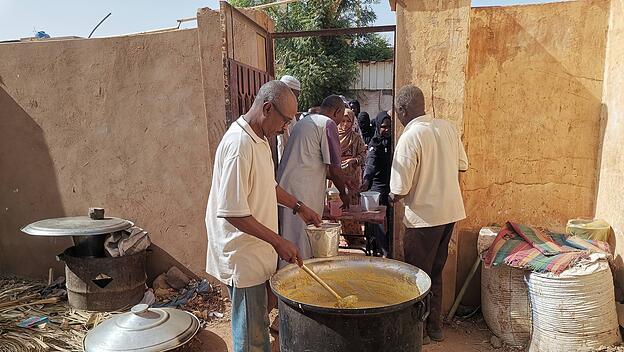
[280,75,301,92]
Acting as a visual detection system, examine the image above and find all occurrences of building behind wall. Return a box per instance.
[350,60,394,118]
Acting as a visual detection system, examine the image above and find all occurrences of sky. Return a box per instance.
[0,0,563,41]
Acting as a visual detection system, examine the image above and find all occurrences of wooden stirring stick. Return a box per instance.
[300,265,359,308]
[300,264,343,301]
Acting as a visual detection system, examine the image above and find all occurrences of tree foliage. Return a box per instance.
[353,34,393,62]
[230,0,393,110]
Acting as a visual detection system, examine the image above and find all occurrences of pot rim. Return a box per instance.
[270,256,431,315]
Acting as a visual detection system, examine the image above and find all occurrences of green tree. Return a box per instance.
[230,0,392,110]
[353,34,393,62]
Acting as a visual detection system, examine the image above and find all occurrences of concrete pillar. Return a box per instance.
[393,0,472,313]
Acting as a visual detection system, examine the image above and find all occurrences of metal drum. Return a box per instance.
[22,208,147,311]
[271,256,431,352]
[59,247,146,312]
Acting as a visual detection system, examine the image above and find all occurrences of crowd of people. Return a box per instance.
[204,75,468,351]
[275,75,393,257]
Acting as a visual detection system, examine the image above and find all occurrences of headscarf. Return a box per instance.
[362,111,392,193]
[370,111,391,148]
[338,108,360,155]
[348,100,361,115]
[357,112,374,145]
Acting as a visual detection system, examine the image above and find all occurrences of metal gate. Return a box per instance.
[219,1,277,166]
[227,58,278,167]
[228,59,272,122]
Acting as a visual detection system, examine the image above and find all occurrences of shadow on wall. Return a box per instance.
[594,103,608,209]
[0,86,70,278]
[456,228,482,307]
[457,4,607,306]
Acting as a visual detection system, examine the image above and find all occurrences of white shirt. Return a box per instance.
[390,114,468,228]
[205,117,278,288]
[277,113,305,162]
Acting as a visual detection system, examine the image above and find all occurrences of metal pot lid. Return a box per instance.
[83,304,200,352]
[21,216,133,236]
[21,208,133,237]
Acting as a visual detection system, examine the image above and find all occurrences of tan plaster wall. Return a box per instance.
[394,0,472,312]
[395,1,471,130]
[458,0,609,304]
[0,28,214,279]
[197,8,228,171]
[596,0,624,284]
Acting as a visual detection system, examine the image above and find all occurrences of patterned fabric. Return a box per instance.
[338,109,367,165]
[341,219,362,234]
[483,222,610,274]
[342,219,365,246]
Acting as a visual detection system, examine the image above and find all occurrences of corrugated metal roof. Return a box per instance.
[351,60,394,90]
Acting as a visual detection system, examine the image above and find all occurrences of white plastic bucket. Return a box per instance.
[360,191,380,211]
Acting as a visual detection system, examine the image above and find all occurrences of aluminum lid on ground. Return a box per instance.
[21,216,133,237]
[83,304,200,352]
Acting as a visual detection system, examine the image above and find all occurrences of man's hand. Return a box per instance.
[273,237,303,266]
[225,215,303,266]
[298,203,322,226]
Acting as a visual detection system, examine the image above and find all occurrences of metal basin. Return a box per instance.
[305,223,341,258]
[270,256,431,352]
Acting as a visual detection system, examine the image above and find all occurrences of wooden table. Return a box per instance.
[323,205,387,255]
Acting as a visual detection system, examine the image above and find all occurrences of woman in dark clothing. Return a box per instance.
[357,112,374,145]
[348,100,361,116]
[361,111,392,257]
[362,111,392,204]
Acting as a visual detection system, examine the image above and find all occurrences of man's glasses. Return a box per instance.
[272,103,294,126]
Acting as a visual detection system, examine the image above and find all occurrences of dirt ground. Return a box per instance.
[181,312,523,352]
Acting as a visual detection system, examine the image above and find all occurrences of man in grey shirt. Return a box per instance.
[277,95,351,266]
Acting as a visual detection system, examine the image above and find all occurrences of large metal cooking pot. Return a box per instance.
[271,256,431,352]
